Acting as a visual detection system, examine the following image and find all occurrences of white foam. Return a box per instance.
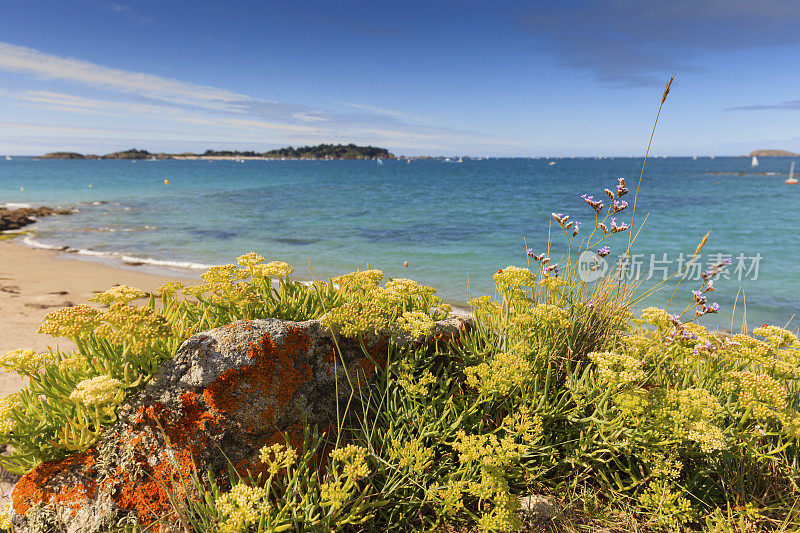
[3,202,32,209]
[119,255,213,270]
[20,235,211,272]
[21,235,65,250]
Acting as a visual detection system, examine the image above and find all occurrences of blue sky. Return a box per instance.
[3,0,800,156]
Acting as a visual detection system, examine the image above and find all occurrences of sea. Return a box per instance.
[1,156,797,331]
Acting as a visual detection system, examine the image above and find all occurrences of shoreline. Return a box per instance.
[0,239,199,395]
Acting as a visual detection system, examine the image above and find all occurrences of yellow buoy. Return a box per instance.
[164,179,170,185]
[20,187,23,191]
[89,184,93,188]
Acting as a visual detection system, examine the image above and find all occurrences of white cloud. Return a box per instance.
[0,42,247,110]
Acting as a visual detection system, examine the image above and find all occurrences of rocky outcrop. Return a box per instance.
[10,316,471,532]
[0,206,73,232]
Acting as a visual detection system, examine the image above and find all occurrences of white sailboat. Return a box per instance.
[787,161,798,185]
[4,156,11,161]
[751,156,759,167]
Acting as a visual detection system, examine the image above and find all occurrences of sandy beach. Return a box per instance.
[0,239,199,396]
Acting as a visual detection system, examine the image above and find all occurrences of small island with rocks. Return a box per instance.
[37,143,397,161]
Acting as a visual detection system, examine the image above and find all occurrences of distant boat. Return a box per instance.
[787,161,798,185]
[407,158,411,164]
[458,157,463,163]
[548,161,556,166]
[710,155,715,159]
[692,155,698,160]
[377,158,383,165]
[751,156,759,167]
[4,156,10,161]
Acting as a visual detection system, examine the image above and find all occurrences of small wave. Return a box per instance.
[21,235,68,250]
[21,235,212,271]
[119,255,213,270]
[90,226,157,233]
[3,202,33,209]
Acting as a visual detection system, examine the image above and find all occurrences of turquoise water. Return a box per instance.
[1,157,797,330]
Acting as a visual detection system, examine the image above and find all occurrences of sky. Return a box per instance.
[3,0,800,156]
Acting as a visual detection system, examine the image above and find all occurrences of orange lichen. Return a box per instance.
[110,392,221,526]
[13,448,99,516]
[203,327,313,433]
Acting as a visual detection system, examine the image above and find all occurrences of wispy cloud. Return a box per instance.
[0,41,521,153]
[0,42,246,110]
[516,0,800,86]
[727,100,800,111]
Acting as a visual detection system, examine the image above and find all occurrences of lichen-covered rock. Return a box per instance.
[10,316,471,532]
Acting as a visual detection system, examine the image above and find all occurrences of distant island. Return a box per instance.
[37,144,397,160]
[748,149,798,157]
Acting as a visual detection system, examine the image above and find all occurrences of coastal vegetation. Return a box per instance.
[38,144,396,160]
[3,80,800,532]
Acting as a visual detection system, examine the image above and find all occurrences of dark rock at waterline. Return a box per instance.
[0,206,73,232]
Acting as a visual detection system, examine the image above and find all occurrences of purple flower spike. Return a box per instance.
[597,246,611,257]
[708,302,720,313]
[526,248,534,257]
[572,221,581,237]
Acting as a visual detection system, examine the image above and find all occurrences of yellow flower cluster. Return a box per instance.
[156,281,184,295]
[492,266,536,291]
[257,261,294,278]
[502,407,543,443]
[640,307,672,330]
[389,438,434,474]
[95,303,174,355]
[201,264,247,285]
[333,269,383,293]
[320,478,352,512]
[0,393,22,434]
[639,479,696,530]
[58,352,88,372]
[589,351,645,386]
[236,252,266,268]
[664,388,726,453]
[454,432,523,532]
[385,278,436,298]
[258,442,298,475]
[329,444,370,481]
[0,348,54,375]
[753,325,799,349]
[522,304,569,330]
[539,276,567,289]
[723,371,787,420]
[476,488,522,533]
[465,352,532,396]
[395,310,435,338]
[89,285,147,305]
[320,444,371,512]
[216,483,270,533]
[469,296,501,322]
[621,334,654,356]
[453,431,525,469]
[38,305,102,338]
[641,450,683,480]
[437,303,453,315]
[397,369,436,396]
[69,375,122,406]
[323,299,392,337]
[435,480,466,516]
